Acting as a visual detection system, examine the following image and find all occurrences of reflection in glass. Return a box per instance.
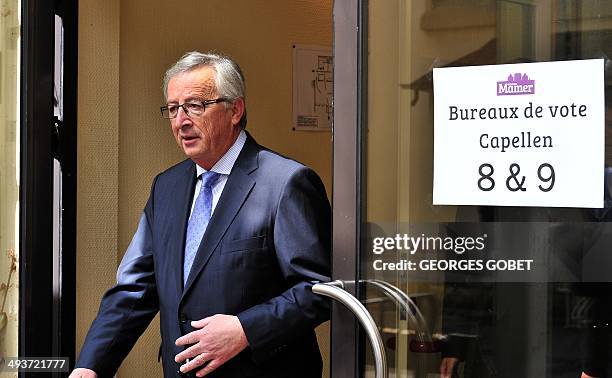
[364,1,612,377]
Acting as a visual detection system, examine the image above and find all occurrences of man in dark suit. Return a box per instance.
[70,51,331,378]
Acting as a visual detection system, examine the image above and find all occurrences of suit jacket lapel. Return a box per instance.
[173,162,197,297]
[181,135,259,299]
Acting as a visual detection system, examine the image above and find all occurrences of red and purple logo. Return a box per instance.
[497,73,535,96]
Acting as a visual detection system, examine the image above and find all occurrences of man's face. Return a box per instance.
[166,66,243,169]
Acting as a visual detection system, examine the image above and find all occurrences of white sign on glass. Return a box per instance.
[433,59,605,208]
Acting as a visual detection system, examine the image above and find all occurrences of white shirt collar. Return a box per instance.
[195,129,247,177]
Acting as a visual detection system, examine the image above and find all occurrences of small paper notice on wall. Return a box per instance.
[292,44,333,131]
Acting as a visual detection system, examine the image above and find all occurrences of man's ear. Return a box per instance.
[230,98,245,126]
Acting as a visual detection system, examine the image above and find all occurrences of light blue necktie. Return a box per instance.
[183,171,220,286]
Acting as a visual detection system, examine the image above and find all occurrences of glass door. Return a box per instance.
[330,0,612,377]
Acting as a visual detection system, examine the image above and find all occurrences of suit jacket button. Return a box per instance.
[179,314,187,323]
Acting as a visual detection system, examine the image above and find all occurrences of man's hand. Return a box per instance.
[68,368,97,378]
[582,372,598,378]
[175,314,249,377]
[440,357,459,378]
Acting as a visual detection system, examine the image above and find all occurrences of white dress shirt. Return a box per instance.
[189,130,247,217]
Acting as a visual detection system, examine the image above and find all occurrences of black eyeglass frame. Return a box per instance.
[160,97,229,119]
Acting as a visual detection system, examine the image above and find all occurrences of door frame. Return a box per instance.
[20,0,77,371]
[331,0,366,376]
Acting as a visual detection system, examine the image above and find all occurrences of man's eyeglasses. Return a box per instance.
[160,98,228,119]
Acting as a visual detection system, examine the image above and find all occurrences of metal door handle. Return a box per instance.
[363,279,439,353]
[312,280,388,378]
[364,280,430,341]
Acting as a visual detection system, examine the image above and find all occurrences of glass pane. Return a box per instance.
[363,1,612,377]
[0,0,20,368]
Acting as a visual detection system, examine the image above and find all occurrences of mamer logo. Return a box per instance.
[497,73,535,96]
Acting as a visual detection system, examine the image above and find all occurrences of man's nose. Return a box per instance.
[174,105,192,125]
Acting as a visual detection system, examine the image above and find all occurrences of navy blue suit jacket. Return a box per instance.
[76,134,331,377]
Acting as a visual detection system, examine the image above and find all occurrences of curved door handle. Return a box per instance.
[363,279,439,353]
[312,280,388,378]
[364,280,431,341]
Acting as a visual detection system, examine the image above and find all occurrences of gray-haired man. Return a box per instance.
[71,52,331,378]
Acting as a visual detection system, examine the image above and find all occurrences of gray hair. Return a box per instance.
[163,51,247,129]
